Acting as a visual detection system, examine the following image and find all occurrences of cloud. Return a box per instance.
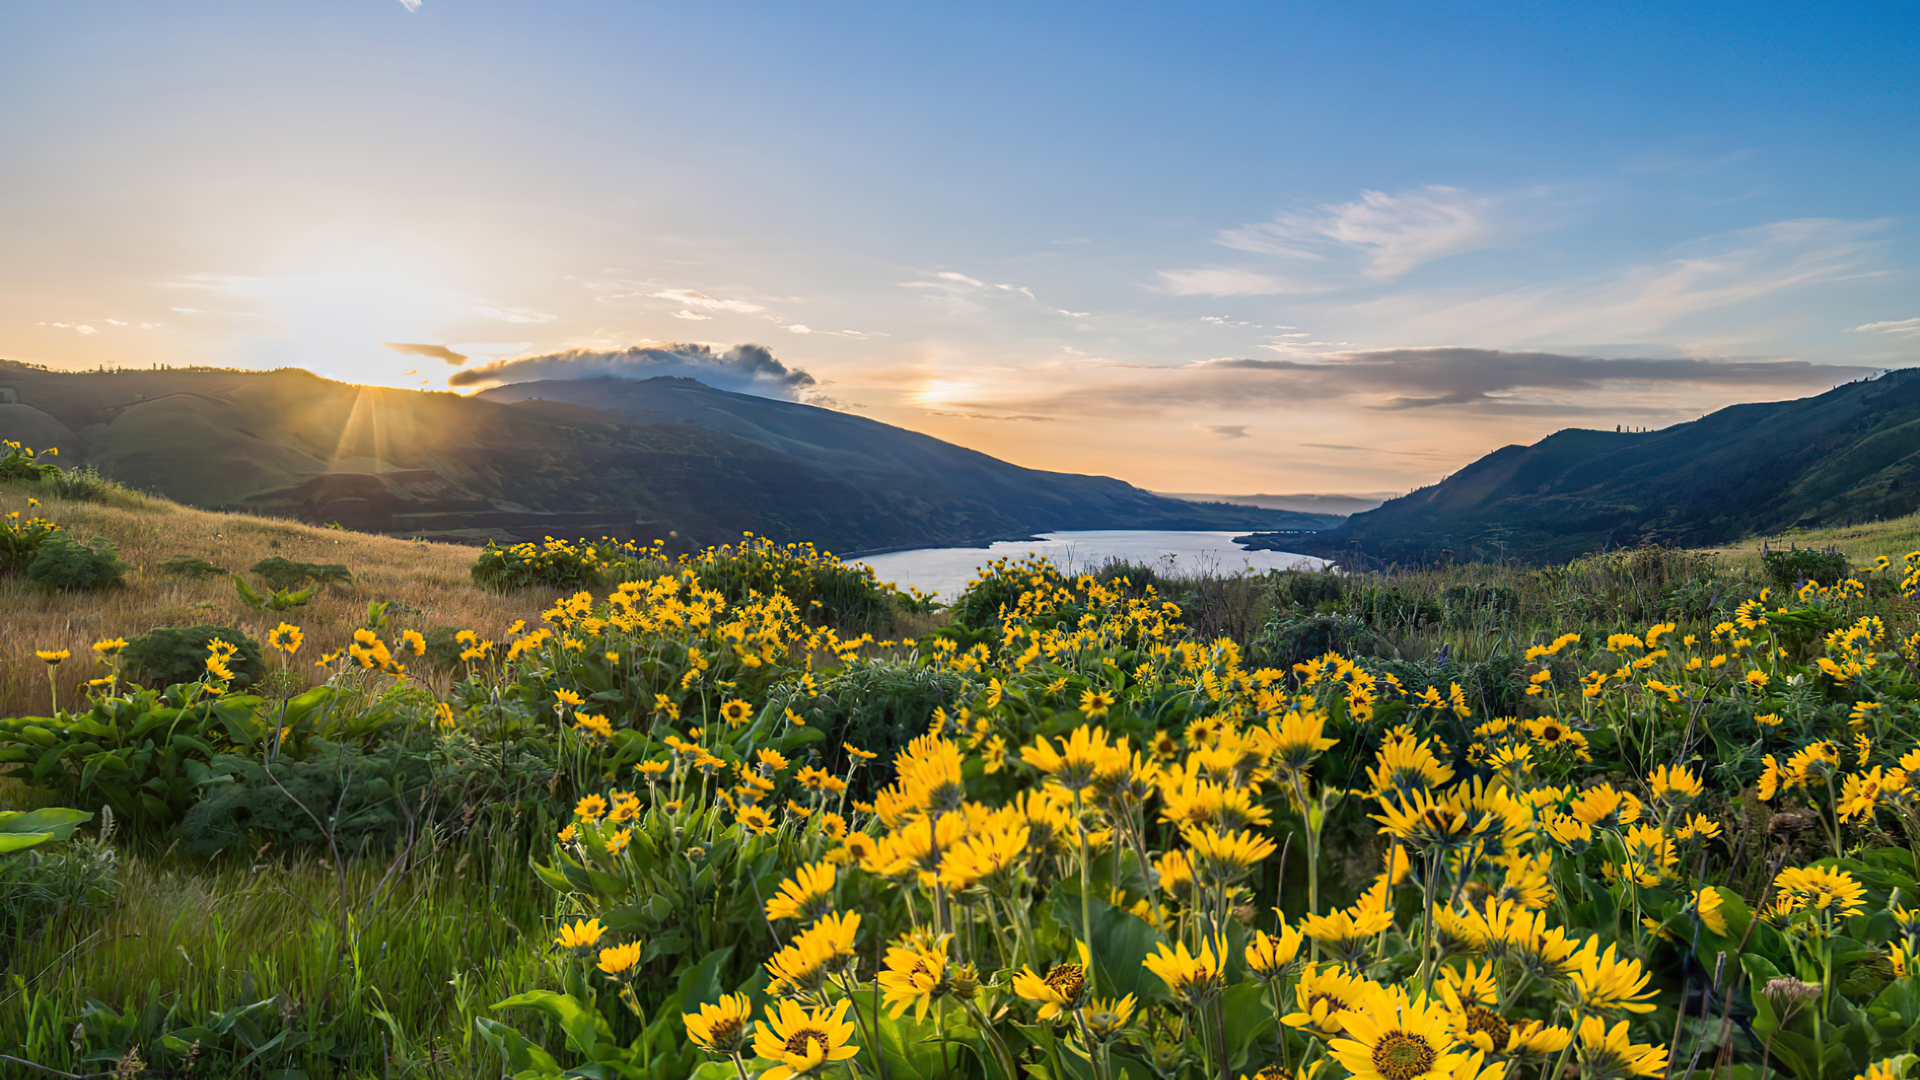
[1154,267,1303,296]
[382,341,469,366]
[104,319,126,326]
[1201,424,1249,439]
[672,310,711,320]
[473,305,557,324]
[447,342,818,399]
[926,411,1056,422]
[1340,218,1892,344]
[936,272,985,287]
[1849,317,1920,338]
[1216,185,1511,277]
[786,325,888,339]
[396,0,421,10]
[650,289,766,314]
[936,347,1874,419]
[1193,348,1874,410]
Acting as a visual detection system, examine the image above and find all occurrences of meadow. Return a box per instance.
[1,442,1917,1080]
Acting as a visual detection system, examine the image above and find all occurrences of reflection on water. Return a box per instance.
[849,530,1326,600]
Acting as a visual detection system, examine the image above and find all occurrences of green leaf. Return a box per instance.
[493,990,604,1058]
[0,807,91,856]
[474,1016,566,1077]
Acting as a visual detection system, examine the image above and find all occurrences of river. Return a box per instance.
[848,530,1326,600]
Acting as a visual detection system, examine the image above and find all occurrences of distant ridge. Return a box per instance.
[1260,369,1920,565]
[0,362,1333,552]
[1157,491,1392,516]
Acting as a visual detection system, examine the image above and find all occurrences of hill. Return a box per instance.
[0,362,1333,552]
[0,477,542,718]
[1250,368,1920,565]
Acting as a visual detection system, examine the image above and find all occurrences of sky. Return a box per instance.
[4,1,1918,496]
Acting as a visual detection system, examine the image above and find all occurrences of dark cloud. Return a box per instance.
[1195,349,1873,410]
[383,341,468,366]
[446,342,817,399]
[1202,424,1249,438]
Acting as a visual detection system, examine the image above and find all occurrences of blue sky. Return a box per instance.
[4,1,1917,492]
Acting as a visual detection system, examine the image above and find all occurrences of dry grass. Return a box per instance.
[0,479,550,718]
[1689,511,1920,573]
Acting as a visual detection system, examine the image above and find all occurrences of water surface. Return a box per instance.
[850,530,1326,600]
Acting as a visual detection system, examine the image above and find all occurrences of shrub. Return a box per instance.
[685,537,898,631]
[1267,566,1348,610]
[794,659,969,792]
[121,625,265,690]
[470,537,661,592]
[24,533,129,591]
[0,510,60,574]
[1763,546,1850,589]
[0,809,116,952]
[1250,612,1392,670]
[0,440,60,482]
[158,555,226,577]
[39,463,128,504]
[248,556,352,591]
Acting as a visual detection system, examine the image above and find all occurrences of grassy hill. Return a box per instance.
[0,361,1333,552]
[1266,368,1920,565]
[0,478,544,718]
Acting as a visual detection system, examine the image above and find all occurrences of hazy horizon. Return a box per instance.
[5,1,1916,496]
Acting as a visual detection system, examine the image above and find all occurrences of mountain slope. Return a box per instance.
[1267,369,1920,564]
[0,362,1330,551]
[475,376,1338,545]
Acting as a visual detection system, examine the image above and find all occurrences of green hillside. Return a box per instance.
[1256,368,1920,564]
[0,362,1329,552]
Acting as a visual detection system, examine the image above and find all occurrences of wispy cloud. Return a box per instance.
[382,341,469,366]
[1849,317,1920,338]
[899,270,1085,316]
[1153,267,1308,297]
[1216,184,1515,277]
[1340,218,1892,343]
[786,325,887,338]
[473,304,557,324]
[650,288,766,314]
[1201,424,1249,438]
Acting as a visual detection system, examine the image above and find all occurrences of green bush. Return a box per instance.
[1250,612,1392,670]
[24,533,129,591]
[1763,546,1850,589]
[0,441,60,482]
[39,463,127,504]
[0,688,269,828]
[470,537,661,592]
[159,555,226,577]
[792,659,969,791]
[0,513,60,575]
[1267,566,1348,610]
[181,733,562,857]
[0,808,114,942]
[122,625,265,690]
[249,556,352,591]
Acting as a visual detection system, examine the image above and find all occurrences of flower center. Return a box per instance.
[1372,1031,1437,1080]
[783,1027,830,1058]
[1309,991,1349,1014]
[708,1016,743,1043]
[1044,963,1086,1001]
[1465,1006,1509,1048]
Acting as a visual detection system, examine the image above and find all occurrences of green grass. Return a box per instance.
[2,828,554,1078]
